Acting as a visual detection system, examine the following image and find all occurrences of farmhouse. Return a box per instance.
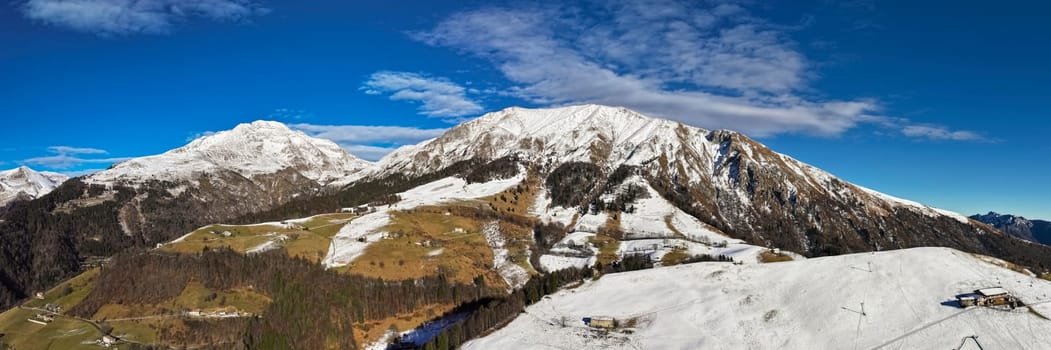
[957,287,1023,308]
[582,316,617,329]
[44,303,62,313]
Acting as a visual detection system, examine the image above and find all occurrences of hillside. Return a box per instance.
[466,247,1051,350]
[0,121,370,310]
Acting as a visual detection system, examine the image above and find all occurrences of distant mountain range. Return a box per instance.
[970,212,1051,245]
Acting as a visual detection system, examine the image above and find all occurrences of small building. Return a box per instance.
[957,287,1022,308]
[44,303,62,313]
[582,316,617,329]
[34,292,45,300]
[97,335,118,348]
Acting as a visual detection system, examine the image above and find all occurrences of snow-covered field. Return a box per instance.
[466,247,1051,350]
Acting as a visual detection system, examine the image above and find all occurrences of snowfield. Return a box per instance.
[465,247,1051,350]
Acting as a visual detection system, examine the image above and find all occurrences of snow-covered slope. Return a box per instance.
[88,120,370,185]
[467,247,1051,350]
[0,166,68,206]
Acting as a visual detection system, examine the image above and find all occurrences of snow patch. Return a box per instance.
[483,221,531,290]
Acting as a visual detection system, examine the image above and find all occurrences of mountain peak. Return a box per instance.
[89,120,369,185]
[377,104,701,175]
[0,166,69,206]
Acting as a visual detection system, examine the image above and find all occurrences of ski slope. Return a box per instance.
[466,247,1051,350]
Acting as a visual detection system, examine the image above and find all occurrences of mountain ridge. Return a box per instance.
[971,211,1051,245]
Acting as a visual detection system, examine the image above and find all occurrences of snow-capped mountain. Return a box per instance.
[0,166,68,206]
[78,120,372,237]
[89,120,369,185]
[971,212,1051,245]
[371,105,1008,259]
[0,121,372,309]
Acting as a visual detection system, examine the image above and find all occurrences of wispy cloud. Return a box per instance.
[339,145,400,162]
[268,108,313,121]
[60,168,108,177]
[22,146,132,169]
[290,123,447,161]
[185,131,217,142]
[901,125,991,142]
[18,0,269,36]
[362,71,483,119]
[412,1,984,141]
[47,146,107,155]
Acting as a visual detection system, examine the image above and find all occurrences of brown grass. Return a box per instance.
[759,251,794,263]
[345,207,502,286]
[590,235,621,266]
[159,215,357,263]
[661,247,690,266]
[481,173,541,217]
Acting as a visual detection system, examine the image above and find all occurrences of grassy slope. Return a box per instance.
[0,307,104,350]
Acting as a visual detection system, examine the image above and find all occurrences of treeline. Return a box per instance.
[415,267,592,350]
[464,156,520,184]
[0,179,132,310]
[71,248,503,349]
[545,162,602,208]
[236,158,495,224]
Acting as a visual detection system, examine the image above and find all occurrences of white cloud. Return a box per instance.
[290,124,446,145]
[23,154,133,169]
[185,131,217,142]
[22,146,132,169]
[290,123,447,161]
[18,0,269,35]
[901,125,989,142]
[60,168,108,177]
[413,2,984,140]
[47,146,107,155]
[338,145,400,162]
[362,71,483,118]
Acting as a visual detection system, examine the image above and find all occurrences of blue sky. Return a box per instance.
[1,0,1049,219]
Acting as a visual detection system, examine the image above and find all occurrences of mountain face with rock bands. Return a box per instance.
[971,212,1051,245]
[367,105,1049,266]
[0,121,369,308]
